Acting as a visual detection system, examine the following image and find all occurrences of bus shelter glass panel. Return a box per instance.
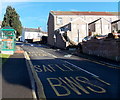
[1,26,16,54]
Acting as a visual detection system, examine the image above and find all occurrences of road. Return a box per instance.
[21,43,120,99]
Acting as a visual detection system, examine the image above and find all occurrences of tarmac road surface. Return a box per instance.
[22,43,120,100]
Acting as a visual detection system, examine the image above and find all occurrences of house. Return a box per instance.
[88,18,112,36]
[47,11,118,49]
[111,19,120,33]
[21,27,47,43]
[54,17,88,48]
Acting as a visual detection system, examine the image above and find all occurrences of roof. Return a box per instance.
[111,19,120,24]
[50,11,118,16]
[88,18,101,25]
[23,27,47,34]
[88,17,111,25]
[41,31,48,34]
[24,28,40,32]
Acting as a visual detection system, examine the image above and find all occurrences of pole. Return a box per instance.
[100,19,103,35]
[78,29,79,42]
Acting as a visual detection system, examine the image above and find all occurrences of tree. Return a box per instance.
[2,6,22,38]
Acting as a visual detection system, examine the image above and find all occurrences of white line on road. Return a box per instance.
[39,49,57,58]
[63,60,99,78]
[38,49,99,78]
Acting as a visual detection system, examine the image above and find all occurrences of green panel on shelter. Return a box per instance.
[0,26,16,54]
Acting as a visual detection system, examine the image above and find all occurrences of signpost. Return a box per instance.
[1,26,16,54]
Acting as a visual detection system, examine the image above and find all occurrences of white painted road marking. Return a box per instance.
[64,54,72,58]
[39,49,57,58]
[38,49,99,78]
[63,60,99,78]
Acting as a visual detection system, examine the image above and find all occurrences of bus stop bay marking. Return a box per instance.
[34,64,76,72]
[47,76,110,96]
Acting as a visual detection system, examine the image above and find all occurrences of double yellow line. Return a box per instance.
[86,58,120,69]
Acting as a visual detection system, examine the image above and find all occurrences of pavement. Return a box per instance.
[21,43,120,100]
[1,46,34,99]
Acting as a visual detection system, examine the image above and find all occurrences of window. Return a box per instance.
[57,17,63,25]
[70,18,73,21]
[109,18,112,22]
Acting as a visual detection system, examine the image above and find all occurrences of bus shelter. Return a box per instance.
[1,26,16,54]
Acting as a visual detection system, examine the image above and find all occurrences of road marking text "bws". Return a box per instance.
[47,76,108,96]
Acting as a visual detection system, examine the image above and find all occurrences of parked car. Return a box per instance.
[95,35,107,39]
[82,36,92,42]
[23,40,28,43]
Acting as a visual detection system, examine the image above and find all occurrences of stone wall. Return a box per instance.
[82,38,120,62]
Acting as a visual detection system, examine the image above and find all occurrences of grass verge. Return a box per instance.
[0,54,10,65]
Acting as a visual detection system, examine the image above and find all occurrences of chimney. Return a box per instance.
[38,27,41,32]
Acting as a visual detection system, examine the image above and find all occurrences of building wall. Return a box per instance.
[54,15,117,43]
[50,17,88,48]
[101,19,111,35]
[47,13,55,46]
[54,31,66,49]
[111,23,117,32]
[21,29,44,42]
[54,15,117,30]
[24,32,41,39]
[47,12,118,48]
[54,15,79,30]
[89,18,111,36]
[84,15,117,23]
[21,29,25,41]
[48,15,89,47]
[111,21,120,32]
[118,21,120,31]
[69,18,88,43]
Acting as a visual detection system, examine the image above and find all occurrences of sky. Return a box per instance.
[0,0,119,31]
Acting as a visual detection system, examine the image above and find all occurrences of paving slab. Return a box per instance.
[2,53,33,99]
